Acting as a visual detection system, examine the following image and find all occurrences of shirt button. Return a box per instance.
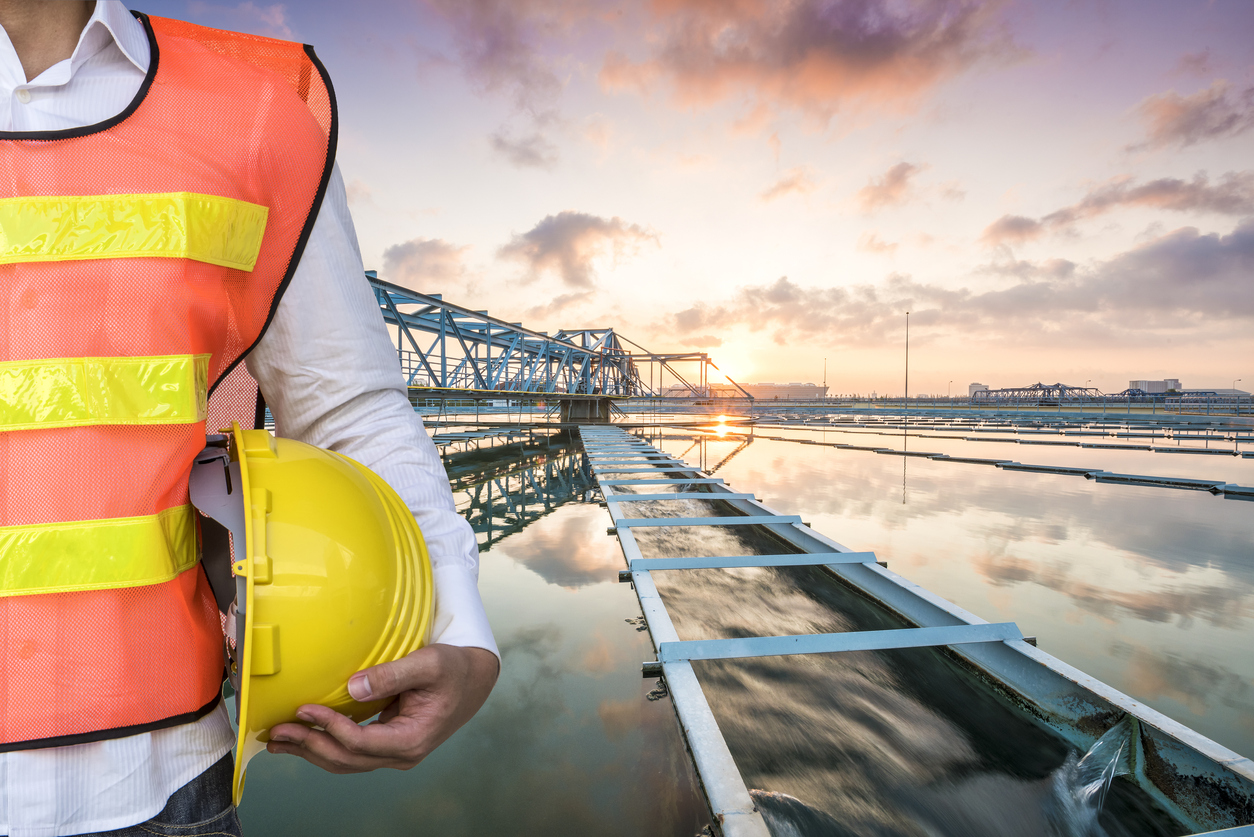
[15,88,31,104]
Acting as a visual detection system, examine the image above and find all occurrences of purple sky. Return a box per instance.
[154,0,1254,394]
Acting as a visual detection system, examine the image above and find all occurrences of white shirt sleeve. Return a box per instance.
[245,164,498,660]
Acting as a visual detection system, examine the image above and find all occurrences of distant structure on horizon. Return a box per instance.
[1130,378,1181,393]
[661,382,828,399]
[969,382,989,397]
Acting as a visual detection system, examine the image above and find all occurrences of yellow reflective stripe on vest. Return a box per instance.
[0,354,209,432]
[0,505,198,596]
[0,193,268,271]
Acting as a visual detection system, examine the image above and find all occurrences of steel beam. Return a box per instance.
[600,478,725,485]
[613,515,803,528]
[628,552,877,570]
[657,623,1024,663]
[604,493,757,503]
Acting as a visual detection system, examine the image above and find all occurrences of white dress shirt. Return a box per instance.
[0,4,497,835]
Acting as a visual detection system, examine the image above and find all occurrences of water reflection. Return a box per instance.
[447,437,596,550]
[974,550,1250,629]
[237,440,709,837]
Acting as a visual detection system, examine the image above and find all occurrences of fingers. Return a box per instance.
[348,646,445,702]
[268,705,427,771]
[270,699,436,765]
[266,644,501,775]
[267,724,412,773]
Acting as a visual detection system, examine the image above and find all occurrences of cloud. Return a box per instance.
[498,211,658,287]
[500,506,624,588]
[381,237,472,290]
[662,219,1254,345]
[1130,80,1254,150]
[423,0,580,115]
[979,214,1043,246]
[981,170,1254,245]
[856,162,922,211]
[857,232,898,255]
[1117,645,1254,717]
[597,697,640,742]
[186,2,293,38]
[583,116,613,149]
[524,290,595,320]
[975,552,1252,629]
[939,180,966,202]
[600,0,1019,124]
[1173,49,1215,78]
[490,129,560,169]
[423,1,592,170]
[760,166,818,202]
[345,179,373,206]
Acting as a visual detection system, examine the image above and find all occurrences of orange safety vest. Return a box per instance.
[0,15,334,749]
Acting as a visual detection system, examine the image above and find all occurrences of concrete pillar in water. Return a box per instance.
[559,397,612,423]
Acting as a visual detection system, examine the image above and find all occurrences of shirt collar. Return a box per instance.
[93,1,150,75]
[13,0,149,88]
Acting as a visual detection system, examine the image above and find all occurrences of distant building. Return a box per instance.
[969,383,989,397]
[1129,378,1181,393]
[1182,388,1249,397]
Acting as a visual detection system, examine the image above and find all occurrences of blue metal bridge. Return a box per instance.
[367,272,750,404]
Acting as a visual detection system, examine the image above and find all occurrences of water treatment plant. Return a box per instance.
[237,275,1254,837]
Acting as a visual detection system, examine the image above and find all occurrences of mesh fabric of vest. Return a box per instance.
[0,14,335,748]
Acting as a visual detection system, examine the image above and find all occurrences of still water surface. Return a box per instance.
[236,420,1251,835]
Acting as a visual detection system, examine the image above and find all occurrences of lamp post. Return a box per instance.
[948,380,953,399]
[904,312,910,409]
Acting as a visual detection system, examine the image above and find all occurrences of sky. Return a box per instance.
[149,0,1254,395]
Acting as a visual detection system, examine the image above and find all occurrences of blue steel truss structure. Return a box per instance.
[370,272,639,396]
[368,272,749,399]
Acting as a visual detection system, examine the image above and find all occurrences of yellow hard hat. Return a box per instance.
[189,423,433,805]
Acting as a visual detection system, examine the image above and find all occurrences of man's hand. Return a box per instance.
[266,643,499,773]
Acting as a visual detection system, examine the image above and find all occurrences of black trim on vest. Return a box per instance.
[205,43,339,402]
[0,695,221,754]
[0,12,159,141]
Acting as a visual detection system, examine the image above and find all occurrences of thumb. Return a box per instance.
[347,648,439,702]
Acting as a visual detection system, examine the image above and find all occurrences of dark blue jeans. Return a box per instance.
[76,754,242,837]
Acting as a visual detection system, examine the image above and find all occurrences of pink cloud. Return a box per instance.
[856,162,922,211]
[760,166,818,202]
[857,232,898,254]
[382,237,473,290]
[1130,80,1254,151]
[600,0,1019,123]
[662,219,1254,345]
